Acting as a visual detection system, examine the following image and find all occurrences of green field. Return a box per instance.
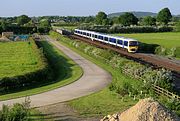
[0,41,82,101]
[0,41,46,79]
[114,32,180,48]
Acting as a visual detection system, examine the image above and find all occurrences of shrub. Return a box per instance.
[0,97,31,121]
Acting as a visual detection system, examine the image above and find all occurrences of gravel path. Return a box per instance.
[0,36,111,109]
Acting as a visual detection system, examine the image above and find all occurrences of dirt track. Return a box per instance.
[0,36,111,109]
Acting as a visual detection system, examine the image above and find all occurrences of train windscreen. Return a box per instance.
[129,41,138,46]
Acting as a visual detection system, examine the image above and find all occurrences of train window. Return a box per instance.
[129,41,138,46]
[104,37,108,41]
[124,41,128,46]
[80,32,82,34]
[89,34,91,37]
[98,36,103,40]
[87,33,89,36]
[110,38,116,43]
[95,35,97,38]
[83,32,86,35]
[118,40,123,45]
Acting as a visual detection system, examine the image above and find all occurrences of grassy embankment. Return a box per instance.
[0,41,46,79]
[49,31,144,117]
[0,40,82,101]
[114,32,180,58]
[50,31,180,117]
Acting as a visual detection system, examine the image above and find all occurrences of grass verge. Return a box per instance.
[49,33,143,117]
[0,41,82,101]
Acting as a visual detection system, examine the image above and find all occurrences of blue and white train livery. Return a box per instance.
[74,29,138,53]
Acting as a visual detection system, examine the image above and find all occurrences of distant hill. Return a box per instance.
[108,11,157,18]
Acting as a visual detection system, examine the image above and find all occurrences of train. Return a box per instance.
[74,29,139,53]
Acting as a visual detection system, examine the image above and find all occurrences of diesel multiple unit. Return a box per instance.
[74,29,138,53]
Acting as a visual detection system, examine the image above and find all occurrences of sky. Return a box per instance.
[0,0,179,17]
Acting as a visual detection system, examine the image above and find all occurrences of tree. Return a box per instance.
[95,11,108,25]
[119,12,138,26]
[142,16,156,26]
[157,8,172,25]
[39,19,51,27]
[17,15,31,26]
[175,20,180,32]
[84,16,95,23]
[0,20,8,30]
[112,17,119,24]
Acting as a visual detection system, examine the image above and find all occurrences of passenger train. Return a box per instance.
[74,29,139,53]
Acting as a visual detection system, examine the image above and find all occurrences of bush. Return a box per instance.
[0,98,31,121]
[155,46,179,58]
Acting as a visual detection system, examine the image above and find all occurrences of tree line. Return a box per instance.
[95,8,173,26]
[0,15,51,34]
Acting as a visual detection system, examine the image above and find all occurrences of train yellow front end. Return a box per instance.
[128,41,139,53]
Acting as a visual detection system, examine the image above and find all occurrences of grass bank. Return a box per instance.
[49,31,179,117]
[49,32,144,116]
[0,41,46,79]
[0,40,82,101]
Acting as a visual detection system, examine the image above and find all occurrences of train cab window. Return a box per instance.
[118,40,123,45]
[110,38,116,43]
[104,37,108,41]
[129,41,138,46]
[124,41,128,46]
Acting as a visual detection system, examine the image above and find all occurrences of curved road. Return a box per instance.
[0,36,112,109]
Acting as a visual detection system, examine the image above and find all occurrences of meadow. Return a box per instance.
[0,40,82,101]
[0,41,46,79]
[114,32,180,48]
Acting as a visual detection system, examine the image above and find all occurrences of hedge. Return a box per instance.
[0,26,51,34]
[0,41,53,91]
[79,25,173,34]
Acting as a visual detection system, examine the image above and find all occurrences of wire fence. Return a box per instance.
[94,54,180,100]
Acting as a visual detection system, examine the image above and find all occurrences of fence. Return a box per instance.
[68,37,180,100]
[94,54,180,100]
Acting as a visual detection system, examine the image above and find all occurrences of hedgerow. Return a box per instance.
[0,40,53,92]
[49,31,174,93]
[78,25,173,34]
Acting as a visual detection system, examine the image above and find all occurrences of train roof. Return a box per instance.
[75,29,138,42]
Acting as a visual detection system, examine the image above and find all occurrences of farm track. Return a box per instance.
[0,36,112,109]
[69,34,180,89]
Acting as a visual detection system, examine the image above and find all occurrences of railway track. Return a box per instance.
[69,34,180,89]
[70,35,180,72]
